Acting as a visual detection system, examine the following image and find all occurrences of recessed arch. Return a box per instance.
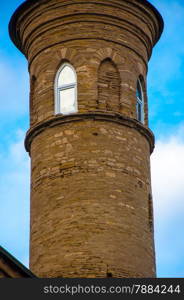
[148,193,153,232]
[97,58,121,112]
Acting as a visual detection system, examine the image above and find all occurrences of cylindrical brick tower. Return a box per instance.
[9,0,163,278]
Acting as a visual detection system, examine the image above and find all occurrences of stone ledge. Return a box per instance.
[25,112,155,153]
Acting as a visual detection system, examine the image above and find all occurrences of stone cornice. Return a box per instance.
[25,112,155,154]
[9,0,164,55]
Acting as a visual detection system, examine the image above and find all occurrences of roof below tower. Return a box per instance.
[0,246,36,278]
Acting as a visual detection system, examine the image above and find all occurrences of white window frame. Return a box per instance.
[136,78,144,124]
[55,63,77,115]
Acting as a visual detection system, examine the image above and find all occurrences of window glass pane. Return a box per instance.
[58,66,76,86]
[136,81,142,100]
[137,102,142,121]
[60,87,76,114]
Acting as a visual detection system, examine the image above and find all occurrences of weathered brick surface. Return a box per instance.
[30,119,155,277]
[9,0,163,277]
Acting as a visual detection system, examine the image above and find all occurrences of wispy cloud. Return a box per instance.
[0,56,29,117]
[0,129,30,266]
[149,0,184,88]
[148,0,184,133]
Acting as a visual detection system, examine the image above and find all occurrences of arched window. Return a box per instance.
[136,78,144,123]
[55,63,77,114]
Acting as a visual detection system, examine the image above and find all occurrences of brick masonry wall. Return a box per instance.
[30,119,155,277]
[9,0,163,277]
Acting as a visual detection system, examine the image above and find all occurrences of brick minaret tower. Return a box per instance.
[9,0,163,278]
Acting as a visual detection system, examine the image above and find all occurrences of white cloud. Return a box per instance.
[151,125,184,219]
[151,124,184,277]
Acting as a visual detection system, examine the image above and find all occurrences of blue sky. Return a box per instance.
[0,0,184,278]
